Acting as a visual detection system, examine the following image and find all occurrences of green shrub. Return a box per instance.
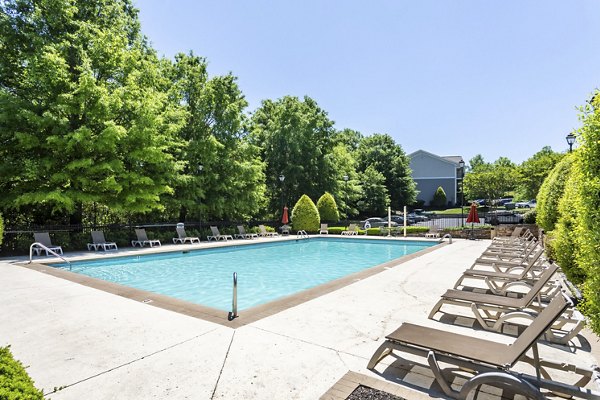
[0,346,44,399]
[291,194,320,232]
[523,209,537,224]
[316,192,339,222]
[431,186,447,208]
[0,214,3,246]
[551,158,585,284]
[536,154,574,231]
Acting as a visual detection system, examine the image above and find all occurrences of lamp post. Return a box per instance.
[566,133,576,153]
[278,174,285,220]
[458,159,465,227]
[343,175,349,227]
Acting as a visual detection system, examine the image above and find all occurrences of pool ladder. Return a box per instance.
[28,242,71,270]
[296,230,309,239]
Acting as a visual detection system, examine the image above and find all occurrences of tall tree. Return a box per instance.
[468,154,486,171]
[167,53,265,221]
[249,96,338,216]
[0,0,184,224]
[517,146,563,200]
[463,163,517,203]
[355,134,416,210]
[357,166,389,216]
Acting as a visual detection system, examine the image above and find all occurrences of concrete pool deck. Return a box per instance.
[1,237,599,399]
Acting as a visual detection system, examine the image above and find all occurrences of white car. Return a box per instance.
[515,200,536,208]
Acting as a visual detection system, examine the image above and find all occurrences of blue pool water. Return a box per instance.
[55,237,435,311]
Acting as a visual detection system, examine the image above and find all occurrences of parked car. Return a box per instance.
[515,200,536,208]
[388,215,414,225]
[361,217,399,228]
[495,197,514,206]
[473,199,487,206]
[407,212,429,222]
[485,210,524,224]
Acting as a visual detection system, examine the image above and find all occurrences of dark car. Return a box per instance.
[485,210,524,224]
[361,217,399,229]
[496,197,514,206]
[408,212,429,222]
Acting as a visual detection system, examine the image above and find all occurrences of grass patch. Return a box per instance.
[0,346,44,399]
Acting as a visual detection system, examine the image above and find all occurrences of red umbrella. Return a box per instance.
[282,206,289,224]
[466,202,480,224]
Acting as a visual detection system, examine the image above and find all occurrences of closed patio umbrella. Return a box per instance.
[466,202,480,239]
[282,206,289,225]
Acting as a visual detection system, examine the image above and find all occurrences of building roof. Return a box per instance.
[408,149,463,166]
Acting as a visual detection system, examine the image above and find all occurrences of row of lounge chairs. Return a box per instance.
[367,228,598,399]
[31,225,281,255]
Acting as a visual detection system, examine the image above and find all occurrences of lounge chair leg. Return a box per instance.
[458,372,545,400]
[428,299,445,319]
[367,343,394,369]
[426,351,459,399]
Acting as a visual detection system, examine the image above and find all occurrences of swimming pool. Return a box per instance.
[54,237,435,312]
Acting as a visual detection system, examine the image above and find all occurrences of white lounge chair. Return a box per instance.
[207,226,233,241]
[258,225,279,237]
[131,228,161,247]
[235,225,258,239]
[425,225,439,238]
[340,224,358,235]
[173,227,200,244]
[88,231,118,251]
[319,224,329,234]
[32,232,63,256]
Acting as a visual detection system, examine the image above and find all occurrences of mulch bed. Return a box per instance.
[346,385,405,400]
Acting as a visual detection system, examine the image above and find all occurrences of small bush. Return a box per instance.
[0,346,44,399]
[291,194,320,232]
[431,187,447,208]
[316,192,340,222]
[0,214,3,246]
[523,209,537,224]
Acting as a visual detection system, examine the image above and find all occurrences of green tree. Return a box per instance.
[355,134,416,209]
[250,96,339,215]
[357,166,389,216]
[463,159,517,203]
[536,154,574,231]
[291,194,320,232]
[0,0,184,224]
[431,186,447,208]
[316,192,339,222]
[167,53,265,221]
[468,154,487,171]
[518,146,563,200]
[0,214,3,246]
[331,144,361,218]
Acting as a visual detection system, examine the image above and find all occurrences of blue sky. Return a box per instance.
[136,1,600,164]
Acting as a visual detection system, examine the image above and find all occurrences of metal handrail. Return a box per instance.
[439,234,453,244]
[228,272,238,321]
[29,242,71,270]
[296,230,308,239]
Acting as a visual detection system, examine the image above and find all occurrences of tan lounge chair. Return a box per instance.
[235,225,258,239]
[207,226,233,241]
[258,225,279,237]
[319,223,328,234]
[32,232,63,256]
[454,248,546,293]
[368,293,598,400]
[340,224,358,236]
[87,231,118,251]
[173,227,200,244]
[429,264,584,344]
[131,228,161,248]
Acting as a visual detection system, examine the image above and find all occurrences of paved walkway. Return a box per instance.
[1,239,598,399]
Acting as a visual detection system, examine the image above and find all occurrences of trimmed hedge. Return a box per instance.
[536,154,574,231]
[0,214,3,246]
[316,192,339,222]
[0,346,44,399]
[523,209,537,224]
[291,194,320,232]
